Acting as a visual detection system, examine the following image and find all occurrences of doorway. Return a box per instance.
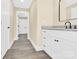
[16,11,29,40]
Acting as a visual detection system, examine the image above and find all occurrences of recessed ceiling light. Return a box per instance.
[17,0,24,3]
[20,0,24,2]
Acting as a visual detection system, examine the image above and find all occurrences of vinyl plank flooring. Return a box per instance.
[3,34,51,59]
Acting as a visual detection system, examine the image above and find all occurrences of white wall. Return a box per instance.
[29,0,53,51]
[37,0,53,50]
[29,0,38,47]
[1,0,15,58]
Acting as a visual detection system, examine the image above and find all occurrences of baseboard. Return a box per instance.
[28,35,30,40]
[1,49,8,59]
[15,37,19,40]
[1,38,15,59]
[8,39,15,49]
[29,38,43,51]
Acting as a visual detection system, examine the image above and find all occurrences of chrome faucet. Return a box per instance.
[65,21,72,29]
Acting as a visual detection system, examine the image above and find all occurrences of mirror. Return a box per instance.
[59,0,77,21]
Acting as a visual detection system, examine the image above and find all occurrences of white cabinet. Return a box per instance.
[42,30,77,59]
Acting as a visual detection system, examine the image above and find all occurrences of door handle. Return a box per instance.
[7,27,10,28]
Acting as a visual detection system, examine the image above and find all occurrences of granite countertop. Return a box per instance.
[42,26,77,32]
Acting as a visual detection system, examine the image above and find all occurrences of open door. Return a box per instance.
[1,0,11,58]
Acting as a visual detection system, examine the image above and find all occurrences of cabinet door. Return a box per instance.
[52,37,77,59]
[42,30,77,59]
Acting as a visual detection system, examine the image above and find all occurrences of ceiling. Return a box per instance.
[12,0,33,8]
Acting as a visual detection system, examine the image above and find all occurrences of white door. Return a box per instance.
[16,11,29,39]
[1,1,10,57]
[1,13,10,58]
[18,18,28,34]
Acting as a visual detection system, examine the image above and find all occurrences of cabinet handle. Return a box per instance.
[56,40,59,42]
[54,39,59,42]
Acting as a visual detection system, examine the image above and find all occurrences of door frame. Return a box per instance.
[16,11,30,40]
[16,14,19,40]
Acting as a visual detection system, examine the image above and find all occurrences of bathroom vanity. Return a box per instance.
[42,26,77,59]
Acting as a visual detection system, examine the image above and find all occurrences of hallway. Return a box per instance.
[3,34,51,59]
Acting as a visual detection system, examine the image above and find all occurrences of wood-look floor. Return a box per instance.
[3,34,52,59]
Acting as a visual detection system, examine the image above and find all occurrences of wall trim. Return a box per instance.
[29,38,43,51]
[1,38,15,59]
[27,34,30,40]
[8,38,15,49]
[1,48,8,59]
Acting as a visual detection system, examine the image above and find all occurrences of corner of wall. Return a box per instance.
[29,38,43,51]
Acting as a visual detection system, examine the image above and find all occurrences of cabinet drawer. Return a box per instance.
[42,30,77,42]
[42,30,53,37]
[50,30,77,42]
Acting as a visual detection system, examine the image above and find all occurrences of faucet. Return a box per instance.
[65,21,72,29]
